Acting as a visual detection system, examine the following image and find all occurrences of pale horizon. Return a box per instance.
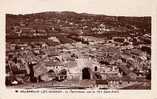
[5,10,152,17]
[0,0,154,16]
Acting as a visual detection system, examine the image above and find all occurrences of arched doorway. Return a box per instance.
[56,69,67,82]
[47,70,56,80]
[82,68,91,80]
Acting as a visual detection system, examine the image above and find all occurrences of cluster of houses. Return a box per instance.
[5,12,151,89]
[6,36,151,89]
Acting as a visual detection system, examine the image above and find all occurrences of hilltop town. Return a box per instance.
[6,11,151,89]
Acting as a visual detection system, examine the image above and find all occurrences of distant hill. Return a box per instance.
[6,11,151,39]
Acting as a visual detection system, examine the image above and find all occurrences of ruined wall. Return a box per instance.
[68,58,100,80]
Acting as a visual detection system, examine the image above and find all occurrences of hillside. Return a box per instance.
[6,11,151,40]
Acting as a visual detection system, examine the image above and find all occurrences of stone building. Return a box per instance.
[67,58,100,80]
[33,57,101,82]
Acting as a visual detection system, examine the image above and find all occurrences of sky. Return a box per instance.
[0,0,155,16]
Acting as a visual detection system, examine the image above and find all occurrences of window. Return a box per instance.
[95,66,97,71]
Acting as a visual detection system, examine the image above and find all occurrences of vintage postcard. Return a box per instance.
[0,0,156,99]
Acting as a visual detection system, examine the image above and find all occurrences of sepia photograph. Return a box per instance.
[5,11,151,90]
[0,0,156,99]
